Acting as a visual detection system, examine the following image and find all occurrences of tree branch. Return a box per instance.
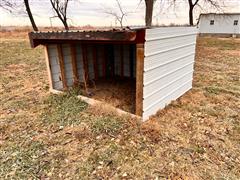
[50,0,70,30]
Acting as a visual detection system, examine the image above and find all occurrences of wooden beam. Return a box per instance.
[93,45,98,80]
[29,31,137,47]
[57,44,67,89]
[49,89,142,120]
[70,44,79,86]
[44,46,53,90]
[135,44,144,116]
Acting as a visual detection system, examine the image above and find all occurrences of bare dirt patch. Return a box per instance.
[83,78,136,114]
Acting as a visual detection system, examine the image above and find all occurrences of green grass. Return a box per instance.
[0,36,240,179]
[90,116,126,136]
[41,93,88,126]
[0,141,47,179]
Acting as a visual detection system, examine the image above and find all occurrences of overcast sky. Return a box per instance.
[0,0,239,27]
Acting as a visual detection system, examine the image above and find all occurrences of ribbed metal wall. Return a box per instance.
[47,44,135,90]
[47,45,63,90]
[62,44,74,87]
[143,27,197,120]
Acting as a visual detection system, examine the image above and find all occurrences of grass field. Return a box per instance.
[0,34,240,179]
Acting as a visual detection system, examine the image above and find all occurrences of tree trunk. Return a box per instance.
[24,0,38,31]
[189,6,194,26]
[145,0,154,27]
[62,19,69,30]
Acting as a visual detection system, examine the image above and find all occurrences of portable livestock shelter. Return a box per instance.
[29,27,197,120]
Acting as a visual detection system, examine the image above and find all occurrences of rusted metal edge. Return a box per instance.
[29,30,139,48]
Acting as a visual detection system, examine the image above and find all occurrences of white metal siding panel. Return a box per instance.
[112,44,132,78]
[76,44,85,82]
[54,81,64,90]
[76,44,95,82]
[144,72,193,110]
[47,45,63,90]
[143,81,192,119]
[123,45,130,77]
[96,45,104,77]
[87,45,95,80]
[48,45,58,58]
[143,27,197,120]
[62,44,74,87]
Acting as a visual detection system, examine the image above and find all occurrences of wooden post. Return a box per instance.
[81,44,89,93]
[110,45,115,77]
[135,44,144,116]
[102,45,107,78]
[70,44,79,86]
[44,46,53,90]
[82,45,89,81]
[130,44,134,78]
[57,44,67,89]
[93,45,98,80]
[120,45,124,77]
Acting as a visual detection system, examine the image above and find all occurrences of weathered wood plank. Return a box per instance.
[44,46,53,90]
[135,44,144,116]
[57,44,67,89]
[29,31,137,48]
[70,44,79,86]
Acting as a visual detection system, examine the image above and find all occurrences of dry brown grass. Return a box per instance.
[0,33,239,179]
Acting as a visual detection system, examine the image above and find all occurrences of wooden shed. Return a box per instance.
[29,27,197,120]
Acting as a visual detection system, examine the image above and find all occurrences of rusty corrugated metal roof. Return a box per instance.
[29,27,147,48]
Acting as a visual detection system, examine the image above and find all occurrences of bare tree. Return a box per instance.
[50,0,70,30]
[0,0,16,12]
[24,0,38,31]
[139,0,157,27]
[0,0,38,31]
[188,0,223,25]
[145,0,155,27]
[103,0,129,28]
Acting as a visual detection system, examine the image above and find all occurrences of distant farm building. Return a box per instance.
[29,27,197,120]
[198,13,240,37]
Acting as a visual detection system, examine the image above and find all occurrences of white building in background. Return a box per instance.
[198,13,240,37]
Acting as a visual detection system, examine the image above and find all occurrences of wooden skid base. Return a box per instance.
[50,89,141,120]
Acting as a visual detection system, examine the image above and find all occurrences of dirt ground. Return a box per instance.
[0,31,240,179]
[84,78,136,114]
